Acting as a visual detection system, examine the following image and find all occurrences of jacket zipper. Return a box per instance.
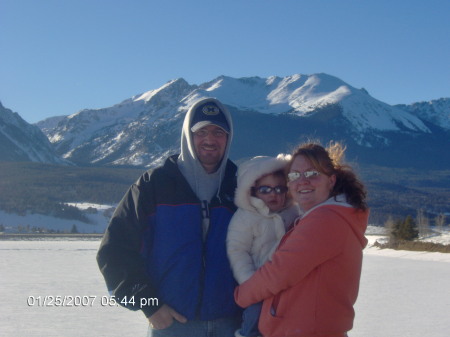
[195,200,210,318]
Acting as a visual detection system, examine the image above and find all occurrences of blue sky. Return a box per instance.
[1,0,449,123]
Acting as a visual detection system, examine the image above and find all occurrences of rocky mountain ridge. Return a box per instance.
[1,73,449,169]
[0,102,65,164]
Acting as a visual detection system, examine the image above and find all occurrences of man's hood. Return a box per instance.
[178,98,233,201]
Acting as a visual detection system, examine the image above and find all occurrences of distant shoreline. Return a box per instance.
[0,233,104,240]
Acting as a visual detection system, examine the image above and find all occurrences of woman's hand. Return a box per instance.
[234,284,253,308]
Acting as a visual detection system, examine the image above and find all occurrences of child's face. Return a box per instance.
[254,174,287,213]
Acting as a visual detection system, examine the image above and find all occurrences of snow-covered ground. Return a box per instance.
[1,232,449,337]
[0,203,115,234]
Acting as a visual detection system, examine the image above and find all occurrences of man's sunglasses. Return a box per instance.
[253,185,288,195]
[287,170,321,182]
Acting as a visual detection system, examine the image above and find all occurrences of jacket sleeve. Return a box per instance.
[226,209,257,284]
[96,172,162,317]
[234,208,349,308]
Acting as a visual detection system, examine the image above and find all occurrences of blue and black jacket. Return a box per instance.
[97,155,240,320]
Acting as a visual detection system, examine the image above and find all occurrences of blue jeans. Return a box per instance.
[239,302,262,337]
[148,316,240,337]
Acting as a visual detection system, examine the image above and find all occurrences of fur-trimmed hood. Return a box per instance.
[234,154,292,214]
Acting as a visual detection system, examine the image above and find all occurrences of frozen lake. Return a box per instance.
[1,239,449,337]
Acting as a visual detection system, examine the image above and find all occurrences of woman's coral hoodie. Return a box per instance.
[234,197,369,337]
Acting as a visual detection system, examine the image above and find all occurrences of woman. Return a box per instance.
[234,142,369,337]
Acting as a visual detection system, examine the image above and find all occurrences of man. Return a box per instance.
[97,98,241,337]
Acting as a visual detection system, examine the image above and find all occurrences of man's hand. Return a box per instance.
[147,304,187,330]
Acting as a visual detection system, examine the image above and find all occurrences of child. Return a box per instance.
[227,155,300,337]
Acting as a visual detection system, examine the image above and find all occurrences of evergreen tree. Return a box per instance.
[392,215,419,241]
[70,224,79,234]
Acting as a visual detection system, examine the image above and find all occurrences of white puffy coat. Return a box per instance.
[226,155,300,284]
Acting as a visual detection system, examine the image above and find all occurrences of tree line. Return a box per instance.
[0,162,144,221]
[1,161,449,225]
[375,210,449,253]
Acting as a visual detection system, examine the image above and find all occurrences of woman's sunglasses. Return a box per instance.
[287,170,321,182]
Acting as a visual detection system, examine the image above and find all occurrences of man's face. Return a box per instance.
[192,125,228,173]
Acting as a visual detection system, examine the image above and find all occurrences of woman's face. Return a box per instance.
[288,155,336,211]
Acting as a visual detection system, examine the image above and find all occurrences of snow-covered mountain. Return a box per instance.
[42,78,194,166]
[199,74,430,134]
[396,98,450,130]
[35,115,68,134]
[1,73,446,169]
[38,73,448,169]
[0,102,66,164]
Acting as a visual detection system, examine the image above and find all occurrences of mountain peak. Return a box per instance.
[8,72,444,168]
[176,73,430,135]
[133,78,194,103]
[0,103,66,164]
[396,98,450,129]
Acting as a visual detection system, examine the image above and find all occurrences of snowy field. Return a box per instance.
[0,203,115,234]
[1,235,449,337]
